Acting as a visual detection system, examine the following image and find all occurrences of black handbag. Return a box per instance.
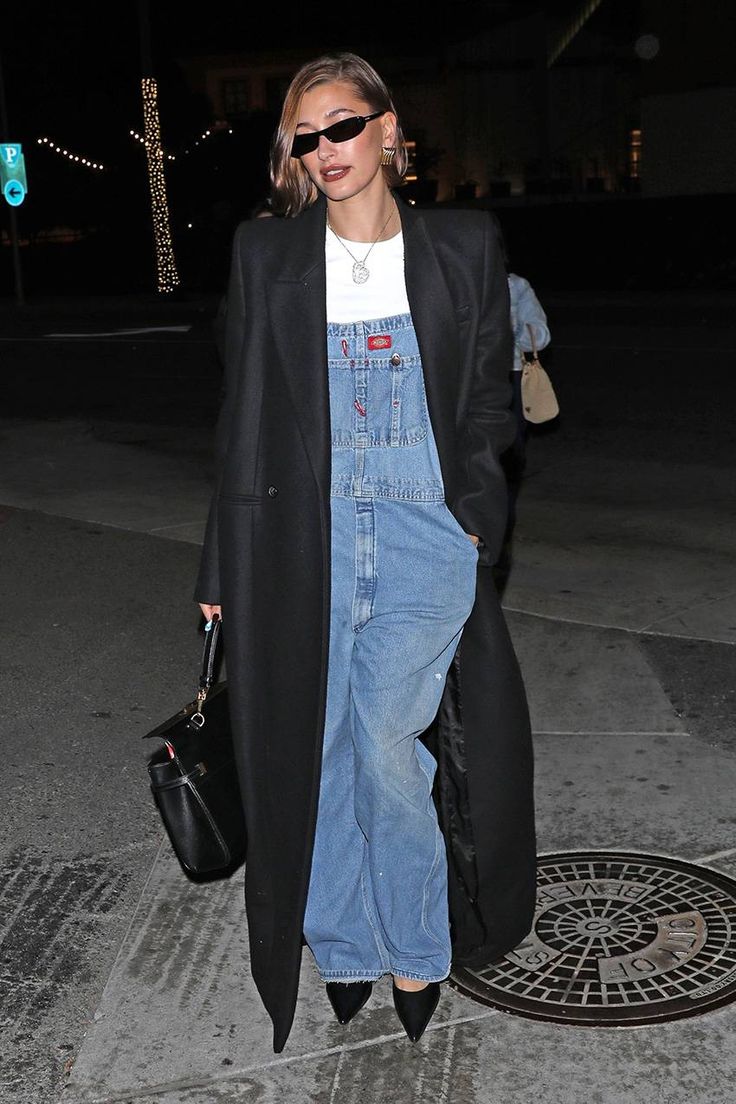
[143,617,246,874]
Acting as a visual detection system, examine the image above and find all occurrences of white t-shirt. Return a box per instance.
[325,228,410,323]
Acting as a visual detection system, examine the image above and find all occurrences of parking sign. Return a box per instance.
[0,143,28,205]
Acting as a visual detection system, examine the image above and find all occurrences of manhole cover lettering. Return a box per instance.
[599,912,706,983]
[537,879,655,906]
[451,852,736,1026]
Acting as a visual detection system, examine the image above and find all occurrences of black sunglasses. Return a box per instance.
[290,111,385,158]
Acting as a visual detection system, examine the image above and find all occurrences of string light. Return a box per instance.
[140,76,180,294]
[130,120,233,158]
[130,129,176,160]
[38,120,235,176]
[37,137,105,170]
[181,122,233,155]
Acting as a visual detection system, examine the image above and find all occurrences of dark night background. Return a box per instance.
[2,8,736,1102]
[1,0,734,295]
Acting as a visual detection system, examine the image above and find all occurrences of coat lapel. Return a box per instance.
[268,197,331,492]
[398,198,461,500]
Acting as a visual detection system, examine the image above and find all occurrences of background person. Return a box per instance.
[508,270,551,461]
[495,268,551,585]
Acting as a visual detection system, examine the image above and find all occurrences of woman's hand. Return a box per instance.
[467,534,480,547]
[199,603,222,623]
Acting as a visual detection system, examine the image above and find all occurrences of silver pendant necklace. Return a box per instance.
[327,206,396,284]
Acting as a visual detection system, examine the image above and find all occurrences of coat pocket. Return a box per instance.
[217,493,262,505]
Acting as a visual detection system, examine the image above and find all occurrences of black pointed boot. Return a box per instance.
[325,981,374,1024]
[392,981,441,1042]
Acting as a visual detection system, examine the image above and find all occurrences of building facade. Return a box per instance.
[177,0,734,204]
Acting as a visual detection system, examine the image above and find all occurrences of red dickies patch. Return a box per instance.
[367,335,392,350]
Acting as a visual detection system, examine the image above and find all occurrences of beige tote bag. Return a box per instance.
[520,324,559,424]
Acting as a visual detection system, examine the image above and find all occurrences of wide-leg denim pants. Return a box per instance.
[303,313,478,983]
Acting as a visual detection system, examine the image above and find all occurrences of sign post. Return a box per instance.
[0,50,25,305]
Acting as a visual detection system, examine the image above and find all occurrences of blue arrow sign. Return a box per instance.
[4,179,26,207]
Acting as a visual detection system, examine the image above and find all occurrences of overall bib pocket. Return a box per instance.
[328,354,428,449]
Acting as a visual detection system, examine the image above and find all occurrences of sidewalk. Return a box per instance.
[1,292,735,1103]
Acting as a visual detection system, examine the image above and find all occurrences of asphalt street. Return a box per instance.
[1,287,735,1104]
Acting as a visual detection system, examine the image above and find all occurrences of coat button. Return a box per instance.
[267,485,278,497]
[390,353,402,366]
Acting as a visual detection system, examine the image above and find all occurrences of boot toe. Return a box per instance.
[326,980,373,1024]
[392,981,441,1042]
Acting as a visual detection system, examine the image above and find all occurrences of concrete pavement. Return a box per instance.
[1,290,735,1103]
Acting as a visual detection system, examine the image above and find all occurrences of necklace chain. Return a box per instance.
[326,206,396,285]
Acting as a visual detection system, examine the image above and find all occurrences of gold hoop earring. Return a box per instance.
[380,145,396,166]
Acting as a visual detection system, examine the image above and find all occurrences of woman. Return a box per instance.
[497,268,552,580]
[509,271,551,432]
[196,53,536,1053]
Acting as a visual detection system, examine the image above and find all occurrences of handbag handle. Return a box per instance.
[199,615,222,696]
[190,615,222,724]
[141,616,224,747]
[525,323,539,359]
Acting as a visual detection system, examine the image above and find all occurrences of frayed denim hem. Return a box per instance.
[320,967,451,984]
[390,966,451,983]
[321,971,384,982]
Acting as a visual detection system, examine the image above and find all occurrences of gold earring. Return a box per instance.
[380,145,396,166]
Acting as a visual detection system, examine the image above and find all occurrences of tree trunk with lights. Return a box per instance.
[138,0,179,294]
[141,76,180,293]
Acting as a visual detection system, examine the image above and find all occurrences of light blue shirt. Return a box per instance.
[508,273,550,371]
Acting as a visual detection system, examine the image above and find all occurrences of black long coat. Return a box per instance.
[195,193,536,1053]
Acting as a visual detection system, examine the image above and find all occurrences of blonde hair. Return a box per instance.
[270,53,408,217]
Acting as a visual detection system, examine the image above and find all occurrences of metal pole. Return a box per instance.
[0,49,25,306]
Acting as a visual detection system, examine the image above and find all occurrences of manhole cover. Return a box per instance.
[451,851,736,1026]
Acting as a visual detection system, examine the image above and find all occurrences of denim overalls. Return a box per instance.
[302,312,478,983]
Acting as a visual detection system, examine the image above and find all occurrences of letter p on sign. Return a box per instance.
[0,145,20,168]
